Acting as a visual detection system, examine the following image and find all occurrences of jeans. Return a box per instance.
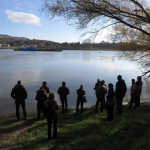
[61,99,68,112]
[76,100,83,114]
[116,98,123,114]
[47,117,58,138]
[15,100,27,120]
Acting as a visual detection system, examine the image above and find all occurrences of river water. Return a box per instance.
[0,49,150,115]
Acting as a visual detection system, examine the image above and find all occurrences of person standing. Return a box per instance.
[10,81,28,121]
[45,92,59,140]
[57,81,70,113]
[41,81,50,94]
[93,79,100,98]
[137,76,143,107]
[129,81,141,109]
[76,84,85,115]
[115,75,127,114]
[106,83,115,121]
[35,87,47,120]
[95,80,107,113]
[128,79,135,104]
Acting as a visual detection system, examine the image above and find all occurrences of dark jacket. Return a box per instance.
[76,88,85,102]
[35,89,47,110]
[45,99,59,117]
[115,79,127,99]
[96,85,107,99]
[40,85,50,94]
[10,85,28,101]
[57,86,70,100]
[131,85,141,97]
[94,82,99,90]
[106,88,115,99]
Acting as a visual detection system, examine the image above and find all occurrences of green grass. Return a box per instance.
[1,106,150,150]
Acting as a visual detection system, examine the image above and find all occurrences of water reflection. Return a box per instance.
[0,49,150,115]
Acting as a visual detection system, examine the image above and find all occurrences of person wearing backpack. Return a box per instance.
[35,87,47,120]
[76,84,85,115]
[45,92,59,140]
[57,81,70,113]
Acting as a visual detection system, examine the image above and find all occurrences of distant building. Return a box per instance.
[2,44,10,47]
[0,44,1,47]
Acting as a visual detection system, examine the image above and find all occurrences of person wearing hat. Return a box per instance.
[57,81,70,113]
[76,84,85,115]
[40,81,50,94]
[45,92,59,140]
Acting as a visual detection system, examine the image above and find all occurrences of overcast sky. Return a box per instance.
[0,0,108,43]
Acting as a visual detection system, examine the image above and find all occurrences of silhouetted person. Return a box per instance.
[95,80,107,113]
[106,83,115,121]
[129,81,141,109]
[93,79,100,98]
[10,81,27,121]
[76,84,85,115]
[115,75,127,114]
[128,79,135,104]
[41,81,50,94]
[45,92,59,140]
[35,87,47,119]
[137,76,143,107]
[57,81,70,113]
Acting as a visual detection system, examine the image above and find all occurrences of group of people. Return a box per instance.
[10,75,142,140]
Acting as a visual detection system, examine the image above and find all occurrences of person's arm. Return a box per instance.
[10,88,15,99]
[24,87,28,99]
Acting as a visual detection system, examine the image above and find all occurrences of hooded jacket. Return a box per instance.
[115,79,127,99]
[11,85,28,101]
[35,89,47,110]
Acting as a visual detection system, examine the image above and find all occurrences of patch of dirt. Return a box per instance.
[0,120,28,150]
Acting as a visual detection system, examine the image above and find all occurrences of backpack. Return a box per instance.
[45,101,56,119]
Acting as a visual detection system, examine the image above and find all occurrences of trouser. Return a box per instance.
[76,100,83,114]
[116,98,123,114]
[107,105,114,121]
[47,117,58,138]
[95,98,105,112]
[129,96,138,108]
[137,95,141,107]
[61,99,68,112]
[15,100,27,120]
[38,108,45,119]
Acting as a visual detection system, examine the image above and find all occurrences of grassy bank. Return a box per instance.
[0,106,150,150]
[0,47,22,49]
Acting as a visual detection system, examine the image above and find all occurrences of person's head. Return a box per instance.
[100,80,104,86]
[135,81,140,86]
[101,80,105,83]
[17,80,23,85]
[97,79,100,83]
[108,83,114,90]
[132,79,135,84]
[43,81,47,86]
[48,92,56,100]
[117,75,122,80]
[62,81,66,86]
[80,84,84,89]
[137,76,141,81]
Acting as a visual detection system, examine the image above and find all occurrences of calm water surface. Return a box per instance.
[0,49,150,115]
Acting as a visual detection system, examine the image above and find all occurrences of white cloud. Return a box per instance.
[6,10,41,26]
[15,3,23,5]
[15,7,22,10]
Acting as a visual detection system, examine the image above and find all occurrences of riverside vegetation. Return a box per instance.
[0,105,150,150]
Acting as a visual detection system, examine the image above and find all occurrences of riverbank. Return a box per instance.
[1,104,150,150]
